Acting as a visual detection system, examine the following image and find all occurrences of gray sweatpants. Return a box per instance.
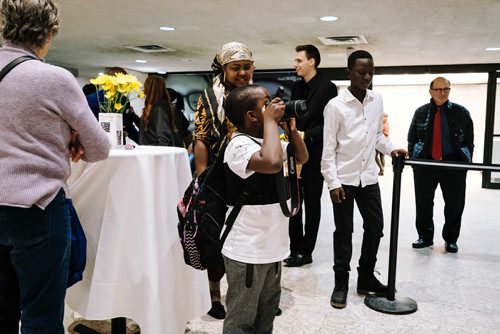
[222,256,281,334]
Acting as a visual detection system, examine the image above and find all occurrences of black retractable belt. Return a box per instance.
[276,121,301,217]
[0,55,37,82]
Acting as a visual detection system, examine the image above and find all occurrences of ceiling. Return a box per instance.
[42,0,500,78]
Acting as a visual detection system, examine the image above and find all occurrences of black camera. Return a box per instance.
[273,86,307,121]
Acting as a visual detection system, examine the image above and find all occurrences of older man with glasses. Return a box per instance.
[407,77,474,253]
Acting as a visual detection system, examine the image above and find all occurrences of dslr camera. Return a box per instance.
[273,86,308,121]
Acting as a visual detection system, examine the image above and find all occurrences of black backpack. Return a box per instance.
[177,136,254,270]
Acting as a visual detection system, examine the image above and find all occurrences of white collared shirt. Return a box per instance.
[321,88,395,190]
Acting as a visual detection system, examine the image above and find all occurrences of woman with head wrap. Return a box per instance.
[193,42,254,319]
[193,41,255,175]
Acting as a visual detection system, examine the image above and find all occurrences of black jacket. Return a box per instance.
[407,99,474,162]
[291,72,338,147]
[139,99,177,146]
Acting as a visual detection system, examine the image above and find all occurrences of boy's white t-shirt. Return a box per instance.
[221,134,290,264]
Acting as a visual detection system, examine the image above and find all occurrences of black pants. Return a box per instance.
[332,183,384,273]
[288,146,324,256]
[208,265,225,282]
[413,166,467,243]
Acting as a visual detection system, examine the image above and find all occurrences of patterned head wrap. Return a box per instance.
[211,42,253,74]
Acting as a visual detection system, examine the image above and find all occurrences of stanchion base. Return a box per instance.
[71,318,128,334]
[364,294,418,315]
[73,324,101,334]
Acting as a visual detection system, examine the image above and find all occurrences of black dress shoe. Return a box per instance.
[284,253,295,263]
[445,242,458,253]
[284,253,312,267]
[412,238,434,249]
[207,301,226,319]
[357,274,389,296]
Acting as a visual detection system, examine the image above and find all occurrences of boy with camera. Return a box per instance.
[221,85,308,333]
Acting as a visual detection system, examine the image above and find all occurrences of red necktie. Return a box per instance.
[432,107,442,160]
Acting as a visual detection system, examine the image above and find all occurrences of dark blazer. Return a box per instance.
[408,99,474,162]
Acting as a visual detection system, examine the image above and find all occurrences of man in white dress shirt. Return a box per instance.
[321,50,407,309]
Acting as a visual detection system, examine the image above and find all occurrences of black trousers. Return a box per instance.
[413,166,467,243]
[288,146,324,256]
[332,183,384,273]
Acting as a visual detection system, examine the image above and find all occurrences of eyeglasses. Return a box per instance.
[431,87,451,93]
[186,90,204,111]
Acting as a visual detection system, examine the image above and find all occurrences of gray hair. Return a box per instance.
[0,0,60,48]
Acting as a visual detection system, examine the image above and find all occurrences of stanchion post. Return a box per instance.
[72,317,127,334]
[387,155,405,301]
[111,318,127,334]
[364,155,418,314]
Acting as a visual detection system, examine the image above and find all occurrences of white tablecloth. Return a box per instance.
[65,146,210,334]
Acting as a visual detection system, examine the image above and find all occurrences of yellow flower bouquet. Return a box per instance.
[90,73,144,113]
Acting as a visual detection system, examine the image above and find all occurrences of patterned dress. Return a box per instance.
[193,82,237,165]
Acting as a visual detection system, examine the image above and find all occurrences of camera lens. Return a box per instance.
[281,100,307,121]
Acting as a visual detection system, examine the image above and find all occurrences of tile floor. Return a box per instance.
[65,168,500,333]
[185,169,500,334]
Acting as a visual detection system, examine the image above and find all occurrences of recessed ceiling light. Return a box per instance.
[160,26,175,31]
[157,71,167,74]
[320,16,338,22]
[135,59,147,63]
[485,47,500,51]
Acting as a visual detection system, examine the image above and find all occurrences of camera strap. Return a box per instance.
[276,128,301,217]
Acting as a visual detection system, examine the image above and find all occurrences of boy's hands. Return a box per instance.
[330,187,346,204]
[391,148,408,158]
[262,98,285,123]
[279,118,297,134]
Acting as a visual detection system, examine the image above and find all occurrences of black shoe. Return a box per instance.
[412,238,434,249]
[284,253,295,264]
[207,301,226,319]
[330,287,348,309]
[276,307,282,316]
[331,272,349,309]
[357,268,389,297]
[284,253,312,267]
[445,242,458,253]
